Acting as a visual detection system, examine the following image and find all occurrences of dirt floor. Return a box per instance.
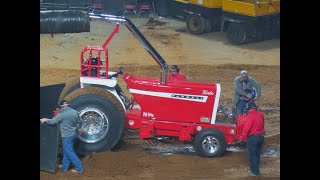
[40,15,280,179]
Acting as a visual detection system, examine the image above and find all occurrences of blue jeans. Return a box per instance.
[61,133,83,172]
[236,100,248,115]
[247,134,264,175]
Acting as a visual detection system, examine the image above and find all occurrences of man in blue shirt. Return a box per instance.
[233,70,261,116]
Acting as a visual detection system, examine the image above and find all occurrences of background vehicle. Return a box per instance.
[153,0,280,45]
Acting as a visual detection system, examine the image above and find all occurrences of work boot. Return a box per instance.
[248,169,260,176]
[71,169,84,174]
[58,164,68,172]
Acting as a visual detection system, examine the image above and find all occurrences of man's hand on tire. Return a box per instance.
[77,128,83,136]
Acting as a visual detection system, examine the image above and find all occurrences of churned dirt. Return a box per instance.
[40,16,280,179]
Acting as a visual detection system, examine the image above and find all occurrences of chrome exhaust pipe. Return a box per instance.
[89,13,168,85]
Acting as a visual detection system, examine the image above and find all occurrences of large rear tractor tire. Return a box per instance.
[186,15,205,35]
[226,22,247,45]
[58,78,80,103]
[194,128,227,157]
[64,87,126,156]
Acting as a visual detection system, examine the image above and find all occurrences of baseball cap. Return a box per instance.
[241,70,247,75]
[59,99,69,106]
[171,65,180,71]
[244,89,257,100]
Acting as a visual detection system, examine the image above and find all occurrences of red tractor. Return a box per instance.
[57,13,247,158]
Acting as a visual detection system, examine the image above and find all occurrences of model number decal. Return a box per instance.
[143,112,154,118]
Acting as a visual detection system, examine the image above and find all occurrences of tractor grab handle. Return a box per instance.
[89,13,168,85]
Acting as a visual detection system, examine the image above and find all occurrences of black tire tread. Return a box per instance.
[58,77,80,103]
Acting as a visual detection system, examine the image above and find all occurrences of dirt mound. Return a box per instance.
[145,17,167,28]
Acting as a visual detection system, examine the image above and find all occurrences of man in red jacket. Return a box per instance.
[168,65,187,81]
[238,102,265,176]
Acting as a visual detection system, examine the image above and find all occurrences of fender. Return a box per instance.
[80,74,126,111]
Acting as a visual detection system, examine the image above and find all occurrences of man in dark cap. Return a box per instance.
[238,102,265,176]
[168,65,187,81]
[233,70,261,115]
[40,100,84,174]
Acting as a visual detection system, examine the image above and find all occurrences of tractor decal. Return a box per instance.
[200,116,211,122]
[129,88,208,102]
[202,90,214,95]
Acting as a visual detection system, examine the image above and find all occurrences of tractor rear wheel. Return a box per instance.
[194,128,227,157]
[227,22,247,45]
[58,78,80,103]
[64,87,126,156]
[186,15,205,35]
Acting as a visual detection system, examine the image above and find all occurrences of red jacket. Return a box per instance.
[239,109,265,141]
[168,72,187,81]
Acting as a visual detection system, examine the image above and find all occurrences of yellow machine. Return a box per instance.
[222,0,280,17]
[178,0,222,8]
[159,0,280,44]
[221,0,280,44]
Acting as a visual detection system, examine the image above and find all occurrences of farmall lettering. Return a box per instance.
[143,112,154,118]
[172,94,204,100]
[202,90,214,95]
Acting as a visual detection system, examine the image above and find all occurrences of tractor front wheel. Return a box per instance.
[194,128,227,157]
